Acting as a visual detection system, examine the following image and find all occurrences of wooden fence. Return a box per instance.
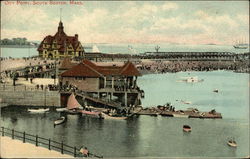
[0,127,103,158]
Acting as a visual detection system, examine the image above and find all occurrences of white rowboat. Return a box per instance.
[28,108,49,113]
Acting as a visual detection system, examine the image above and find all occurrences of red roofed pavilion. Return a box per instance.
[59,60,143,107]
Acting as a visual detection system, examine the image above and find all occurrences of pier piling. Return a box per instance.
[23,131,25,143]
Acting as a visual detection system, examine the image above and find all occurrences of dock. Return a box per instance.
[135,107,222,119]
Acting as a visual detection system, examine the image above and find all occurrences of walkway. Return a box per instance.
[0,136,73,158]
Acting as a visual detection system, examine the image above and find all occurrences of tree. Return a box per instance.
[11,71,19,86]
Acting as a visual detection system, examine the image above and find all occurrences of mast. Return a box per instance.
[60,8,62,21]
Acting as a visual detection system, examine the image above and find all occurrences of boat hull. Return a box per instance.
[173,113,189,118]
[101,113,127,120]
[227,142,237,147]
[81,110,102,118]
[28,108,49,113]
[54,117,66,125]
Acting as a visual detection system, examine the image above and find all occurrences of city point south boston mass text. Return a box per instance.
[4,1,83,5]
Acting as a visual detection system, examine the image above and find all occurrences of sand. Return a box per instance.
[0,58,54,72]
[3,77,58,86]
[0,136,73,158]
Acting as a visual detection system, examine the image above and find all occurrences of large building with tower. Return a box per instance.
[37,21,84,59]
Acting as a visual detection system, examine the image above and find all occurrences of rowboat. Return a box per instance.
[80,110,103,119]
[56,108,68,112]
[28,108,49,113]
[54,116,66,126]
[227,139,237,147]
[183,125,191,132]
[213,89,219,93]
[173,110,189,118]
[101,112,127,120]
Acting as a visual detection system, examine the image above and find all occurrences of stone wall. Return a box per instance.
[0,89,60,107]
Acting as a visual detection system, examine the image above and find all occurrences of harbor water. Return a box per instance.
[1,71,249,157]
[1,43,249,58]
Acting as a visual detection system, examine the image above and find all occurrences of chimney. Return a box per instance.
[75,34,78,41]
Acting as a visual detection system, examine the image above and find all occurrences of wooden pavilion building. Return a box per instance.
[59,60,144,110]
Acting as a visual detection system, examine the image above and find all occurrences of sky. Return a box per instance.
[1,1,249,45]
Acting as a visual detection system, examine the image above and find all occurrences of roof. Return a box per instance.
[37,21,83,52]
[120,61,141,76]
[61,60,141,77]
[60,63,103,77]
[59,57,77,70]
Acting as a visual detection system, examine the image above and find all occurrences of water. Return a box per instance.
[1,43,249,58]
[1,71,249,157]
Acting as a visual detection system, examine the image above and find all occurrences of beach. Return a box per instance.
[0,136,73,158]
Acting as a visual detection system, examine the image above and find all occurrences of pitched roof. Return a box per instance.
[60,63,103,77]
[61,60,141,77]
[37,21,83,52]
[120,61,141,76]
[59,57,76,70]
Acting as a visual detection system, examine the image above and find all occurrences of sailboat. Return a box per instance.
[58,93,82,114]
[92,45,100,53]
[233,39,248,49]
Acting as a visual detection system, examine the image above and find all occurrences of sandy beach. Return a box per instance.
[0,136,73,158]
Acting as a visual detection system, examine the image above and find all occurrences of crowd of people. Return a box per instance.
[136,60,250,74]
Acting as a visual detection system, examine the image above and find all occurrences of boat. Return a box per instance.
[233,40,248,49]
[56,108,68,112]
[227,138,237,147]
[213,89,219,93]
[181,100,192,104]
[182,76,203,83]
[92,45,100,53]
[80,110,103,119]
[173,113,189,118]
[65,93,82,114]
[173,110,189,118]
[101,112,127,120]
[183,125,191,132]
[54,116,66,126]
[28,108,49,113]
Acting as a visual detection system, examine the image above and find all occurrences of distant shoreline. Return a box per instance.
[0,45,38,48]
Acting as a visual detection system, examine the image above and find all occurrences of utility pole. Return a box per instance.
[54,60,56,85]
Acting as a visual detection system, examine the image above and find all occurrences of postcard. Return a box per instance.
[0,0,249,158]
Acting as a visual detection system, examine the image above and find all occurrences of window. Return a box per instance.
[75,77,85,80]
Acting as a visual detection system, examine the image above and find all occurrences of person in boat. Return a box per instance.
[80,146,89,157]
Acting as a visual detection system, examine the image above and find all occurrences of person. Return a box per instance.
[80,146,89,157]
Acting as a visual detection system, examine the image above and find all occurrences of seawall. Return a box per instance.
[0,88,60,107]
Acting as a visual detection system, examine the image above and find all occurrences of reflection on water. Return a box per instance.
[1,107,249,157]
[1,71,249,157]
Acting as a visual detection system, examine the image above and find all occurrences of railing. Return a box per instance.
[0,84,59,92]
[0,127,103,158]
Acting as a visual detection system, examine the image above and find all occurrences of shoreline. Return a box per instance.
[0,136,73,158]
[0,45,38,48]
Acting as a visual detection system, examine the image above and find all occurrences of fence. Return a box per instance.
[0,84,59,92]
[0,127,103,158]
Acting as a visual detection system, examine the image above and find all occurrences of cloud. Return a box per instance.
[162,2,178,11]
[1,4,50,30]
[1,1,249,45]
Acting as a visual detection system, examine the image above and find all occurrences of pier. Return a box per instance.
[135,106,222,119]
